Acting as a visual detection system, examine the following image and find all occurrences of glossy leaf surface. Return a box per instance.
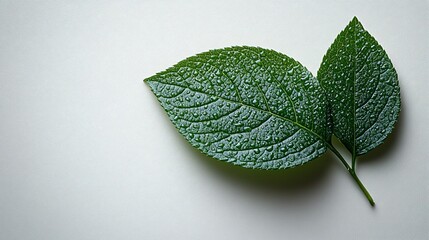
[318,17,401,156]
[146,46,330,169]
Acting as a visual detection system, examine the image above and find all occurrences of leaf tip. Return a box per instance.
[350,16,364,28]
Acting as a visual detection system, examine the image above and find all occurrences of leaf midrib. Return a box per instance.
[239,47,299,122]
[352,19,357,159]
[148,79,328,147]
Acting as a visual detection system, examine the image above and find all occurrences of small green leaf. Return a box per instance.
[145,46,330,169]
[317,17,401,156]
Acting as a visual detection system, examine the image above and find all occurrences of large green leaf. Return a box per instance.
[145,46,330,169]
[317,17,401,156]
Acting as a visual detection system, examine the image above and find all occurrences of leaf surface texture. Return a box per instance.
[318,18,401,155]
[146,46,329,169]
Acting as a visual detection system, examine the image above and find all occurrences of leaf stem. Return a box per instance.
[349,169,375,206]
[352,151,357,171]
[327,144,375,206]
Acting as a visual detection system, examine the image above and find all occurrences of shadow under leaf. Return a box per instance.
[182,138,335,196]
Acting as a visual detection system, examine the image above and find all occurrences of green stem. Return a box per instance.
[349,169,375,206]
[327,144,375,206]
[352,151,357,171]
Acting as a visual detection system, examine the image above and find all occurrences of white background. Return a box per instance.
[1,0,428,239]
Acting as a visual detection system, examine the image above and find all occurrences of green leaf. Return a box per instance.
[317,17,401,156]
[145,46,330,169]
